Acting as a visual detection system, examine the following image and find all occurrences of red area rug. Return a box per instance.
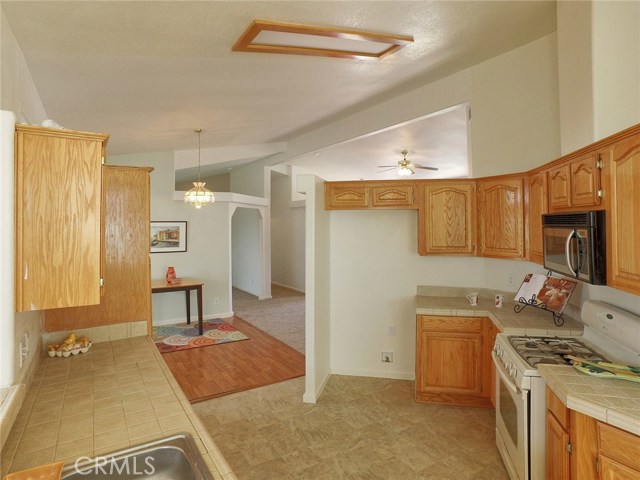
[152,318,249,353]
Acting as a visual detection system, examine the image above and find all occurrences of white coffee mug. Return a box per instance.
[495,294,504,308]
[466,292,479,306]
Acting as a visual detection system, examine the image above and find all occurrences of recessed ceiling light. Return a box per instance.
[233,20,413,60]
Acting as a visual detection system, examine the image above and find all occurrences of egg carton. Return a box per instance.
[47,342,92,358]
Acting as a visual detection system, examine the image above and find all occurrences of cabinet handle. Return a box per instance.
[566,442,572,454]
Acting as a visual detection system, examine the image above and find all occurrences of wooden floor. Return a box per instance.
[160,316,305,403]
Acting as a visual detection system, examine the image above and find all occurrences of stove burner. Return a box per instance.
[507,335,608,368]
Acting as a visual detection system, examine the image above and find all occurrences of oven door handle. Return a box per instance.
[492,351,520,395]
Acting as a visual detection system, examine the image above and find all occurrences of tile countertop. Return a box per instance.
[538,364,640,436]
[415,286,584,336]
[0,336,236,479]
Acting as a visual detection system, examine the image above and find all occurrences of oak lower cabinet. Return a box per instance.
[415,315,493,408]
[598,422,640,480]
[526,172,548,265]
[544,387,640,480]
[548,153,603,212]
[477,175,525,259]
[44,166,153,333]
[418,181,476,255]
[324,181,416,210]
[15,125,108,311]
[607,133,640,295]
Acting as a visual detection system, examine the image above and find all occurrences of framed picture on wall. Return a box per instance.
[150,221,187,253]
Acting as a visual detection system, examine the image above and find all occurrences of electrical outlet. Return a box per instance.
[214,297,220,305]
[387,325,396,336]
[508,275,515,288]
[381,352,394,364]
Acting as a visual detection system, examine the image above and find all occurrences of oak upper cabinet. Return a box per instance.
[418,181,476,256]
[416,315,493,408]
[44,166,153,333]
[324,181,416,210]
[607,133,640,295]
[15,125,108,312]
[477,176,524,259]
[525,172,548,264]
[324,182,369,209]
[548,153,603,212]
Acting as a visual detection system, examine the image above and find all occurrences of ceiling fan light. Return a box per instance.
[397,166,414,176]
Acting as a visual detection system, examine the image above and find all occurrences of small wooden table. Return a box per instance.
[151,278,205,335]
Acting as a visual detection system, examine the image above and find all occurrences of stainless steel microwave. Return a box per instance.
[542,211,606,285]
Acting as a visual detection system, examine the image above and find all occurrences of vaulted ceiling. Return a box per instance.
[2,1,556,180]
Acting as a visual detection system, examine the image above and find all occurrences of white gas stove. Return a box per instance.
[492,300,640,480]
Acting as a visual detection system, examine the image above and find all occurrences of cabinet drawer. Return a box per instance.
[546,387,570,429]
[371,184,415,208]
[598,422,640,468]
[419,316,483,333]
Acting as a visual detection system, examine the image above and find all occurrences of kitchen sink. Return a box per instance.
[60,433,213,479]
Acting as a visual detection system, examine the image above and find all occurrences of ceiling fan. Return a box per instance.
[378,149,439,176]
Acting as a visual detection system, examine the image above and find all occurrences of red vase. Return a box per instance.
[166,266,176,283]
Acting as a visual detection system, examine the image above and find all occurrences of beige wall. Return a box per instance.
[175,172,230,193]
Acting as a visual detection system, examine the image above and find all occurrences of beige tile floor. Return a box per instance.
[193,375,510,480]
[1,337,229,478]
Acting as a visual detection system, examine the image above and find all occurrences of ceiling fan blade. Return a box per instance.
[377,165,398,168]
[377,167,397,173]
[415,165,439,171]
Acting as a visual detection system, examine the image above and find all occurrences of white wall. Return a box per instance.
[557,1,640,152]
[470,34,560,176]
[231,207,261,297]
[0,12,47,389]
[0,13,47,123]
[110,152,233,322]
[298,175,330,403]
[557,0,595,154]
[271,172,305,292]
[592,0,640,139]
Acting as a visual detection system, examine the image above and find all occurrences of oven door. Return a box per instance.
[493,352,529,480]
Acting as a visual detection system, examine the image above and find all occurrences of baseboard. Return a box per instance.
[271,282,305,294]
[152,313,234,326]
[330,367,415,381]
[303,371,331,404]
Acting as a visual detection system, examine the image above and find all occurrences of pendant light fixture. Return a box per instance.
[184,128,215,209]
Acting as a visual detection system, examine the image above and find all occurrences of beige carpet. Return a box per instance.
[232,285,305,353]
[193,375,509,480]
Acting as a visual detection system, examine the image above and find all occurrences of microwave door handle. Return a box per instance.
[565,230,578,276]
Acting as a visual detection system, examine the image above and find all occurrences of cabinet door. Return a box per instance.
[549,165,572,210]
[15,125,107,311]
[526,172,548,264]
[324,182,369,209]
[546,411,571,480]
[419,182,475,255]
[420,331,483,394]
[44,166,153,332]
[477,176,524,258]
[416,316,491,407]
[608,135,640,295]
[570,154,601,207]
